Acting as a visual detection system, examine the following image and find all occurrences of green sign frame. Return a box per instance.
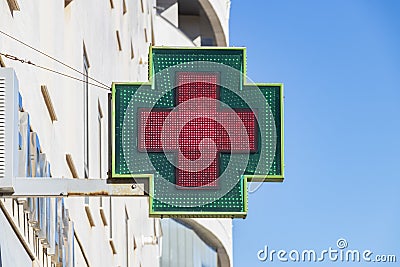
[111,46,284,218]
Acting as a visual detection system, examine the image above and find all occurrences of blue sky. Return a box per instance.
[231,0,400,266]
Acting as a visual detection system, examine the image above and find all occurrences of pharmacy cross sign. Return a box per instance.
[138,72,257,188]
[111,47,284,218]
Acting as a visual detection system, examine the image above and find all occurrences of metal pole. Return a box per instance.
[0,178,145,197]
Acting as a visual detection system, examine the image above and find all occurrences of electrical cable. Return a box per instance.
[0,29,110,90]
[0,52,111,91]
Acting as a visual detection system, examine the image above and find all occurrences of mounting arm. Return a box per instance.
[0,177,145,197]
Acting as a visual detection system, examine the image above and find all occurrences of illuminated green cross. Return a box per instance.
[112,47,284,218]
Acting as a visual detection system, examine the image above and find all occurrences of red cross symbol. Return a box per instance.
[138,72,257,188]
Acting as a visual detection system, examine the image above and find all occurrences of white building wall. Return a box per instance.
[0,0,232,266]
[206,0,230,42]
[0,203,33,267]
[154,14,195,46]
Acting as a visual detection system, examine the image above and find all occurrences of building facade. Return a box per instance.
[0,0,232,266]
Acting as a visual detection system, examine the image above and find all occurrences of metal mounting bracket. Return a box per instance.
[0,177,145,197]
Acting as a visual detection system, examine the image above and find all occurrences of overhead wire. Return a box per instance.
[0,52,111,91]
[0,29,111,90]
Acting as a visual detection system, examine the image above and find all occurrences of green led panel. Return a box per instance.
[112,47,284,218]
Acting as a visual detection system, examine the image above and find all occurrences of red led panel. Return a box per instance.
[138,110,172,151]
[176,72,218,104]
[177,152,218,188]
[216,112,257,152]
[138,72,257,188]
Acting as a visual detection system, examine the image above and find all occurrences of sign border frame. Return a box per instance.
[111,46,285,182]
